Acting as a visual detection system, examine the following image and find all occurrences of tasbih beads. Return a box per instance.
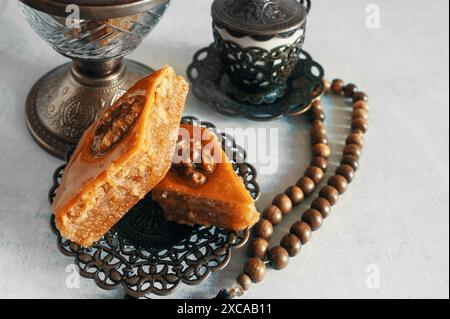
[246,99,330,272]
[220,78,369,299]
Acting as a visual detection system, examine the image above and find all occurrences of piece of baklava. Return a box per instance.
[153,124,259,231]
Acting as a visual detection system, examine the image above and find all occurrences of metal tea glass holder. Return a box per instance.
[187,0,325,121]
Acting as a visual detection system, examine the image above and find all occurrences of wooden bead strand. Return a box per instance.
[251,97,330,249]
[235,94,331,295]
[220,78,369,299]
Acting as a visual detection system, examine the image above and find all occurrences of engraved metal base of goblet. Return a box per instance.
[25,59,153,159]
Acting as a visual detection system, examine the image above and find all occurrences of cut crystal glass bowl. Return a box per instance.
[19,1,169,60]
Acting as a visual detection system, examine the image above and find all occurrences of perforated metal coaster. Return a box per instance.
[187,45,325,121]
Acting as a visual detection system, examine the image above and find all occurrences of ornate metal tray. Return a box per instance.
[48,116,260,298]
[187,44,324,121]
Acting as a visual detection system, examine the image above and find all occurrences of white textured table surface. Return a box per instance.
[0,0,448,299]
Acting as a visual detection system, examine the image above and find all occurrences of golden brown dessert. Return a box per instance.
[52,66,189,247]
[153,124,259,231]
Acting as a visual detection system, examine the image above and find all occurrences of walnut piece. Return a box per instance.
[172,135,218,187]
[92,95,146,155]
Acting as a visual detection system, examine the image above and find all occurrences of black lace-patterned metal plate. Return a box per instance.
[187,44,324,121]
[48,116,260,298]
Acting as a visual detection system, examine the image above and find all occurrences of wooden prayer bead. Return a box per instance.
[311,197,332,219]
[310,124,327,136]
[262,205,283,226]
[353,100,369,112]
[331,79,345,94]
[311,132,328,145]
[305,166,325,185]
[344,83,358,98]
[228,286,244,298]
[273,194,293,215]
[268,246,289,270]
[297,176,316,197]
[353,91,368,103]
[328,175,348,195]
[319,186,340,206]
[336,164,355,183]
[310,156,328,172]
[352,118,368,133]
[302,209,324,231]
[253,219,274,240]
[249,237,269,259]
[290,221,312,245]
[237,274,252,291]
[346,132,364,147]
[310,107,325,122]
[285,186,305,205]
[281,234,302,257]
[341,154,360,171]
[343,144,362,158]
[352,108,368,120]
[244,258,266,283]
[312,119,324,127]
[311,99,322,108]
[312,143,331,158]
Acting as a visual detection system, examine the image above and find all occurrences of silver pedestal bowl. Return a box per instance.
[18,0,170,158]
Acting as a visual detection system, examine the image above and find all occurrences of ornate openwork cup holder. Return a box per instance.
[187,45,325,121]
[48,117,260,298]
